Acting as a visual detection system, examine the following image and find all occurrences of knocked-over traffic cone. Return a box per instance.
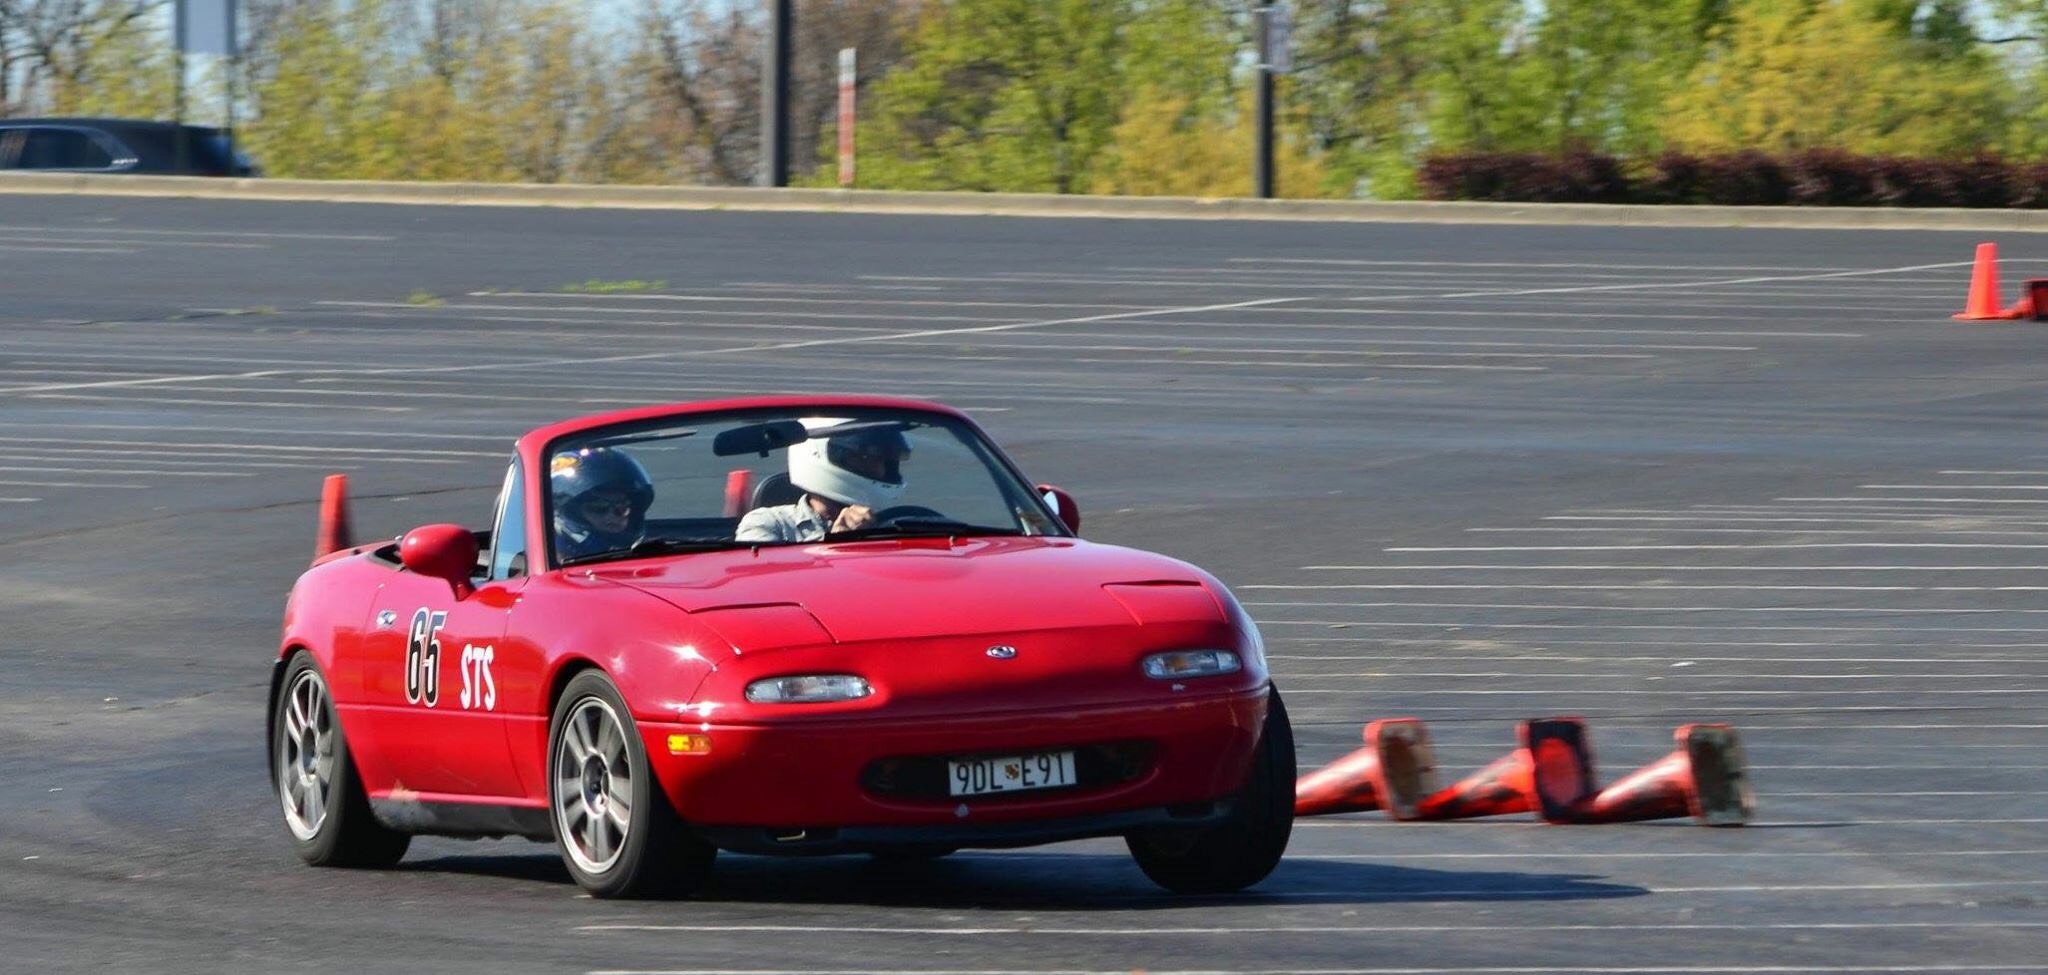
[1408,717,1594,821]
[1294,718,1438,818]
[1955,242,2025,321]
[1549,724,1754,827]
[2023,279,2048,321]
[313,474,355,562]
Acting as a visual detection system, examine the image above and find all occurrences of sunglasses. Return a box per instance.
[578,496,634,517]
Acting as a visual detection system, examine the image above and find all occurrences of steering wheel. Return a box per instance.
[870,505,945,526]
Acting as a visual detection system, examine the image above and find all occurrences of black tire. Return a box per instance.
[548,670,715,899]
[273,652,411,868]
[1126,689,1295,894]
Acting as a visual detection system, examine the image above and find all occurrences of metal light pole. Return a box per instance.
[1254,0,1275,200]
[759,0,793,188]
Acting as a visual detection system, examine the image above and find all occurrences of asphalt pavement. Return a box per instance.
[1,195,2045,974]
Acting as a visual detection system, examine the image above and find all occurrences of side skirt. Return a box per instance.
[369,797,553,841]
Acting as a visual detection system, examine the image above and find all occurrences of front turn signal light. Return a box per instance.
[666,734,712,755]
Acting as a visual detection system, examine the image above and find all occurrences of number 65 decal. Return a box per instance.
[404,608,447,707]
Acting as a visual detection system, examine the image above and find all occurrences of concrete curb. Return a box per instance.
[8,172,2048,232]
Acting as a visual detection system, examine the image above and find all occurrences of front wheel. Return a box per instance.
[1126,689,1295,894]
[548,670,715,898]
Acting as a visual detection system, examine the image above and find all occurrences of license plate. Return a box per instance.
[947,750,1077,797]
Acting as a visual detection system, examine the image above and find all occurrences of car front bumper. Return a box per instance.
[641,687,1268,837]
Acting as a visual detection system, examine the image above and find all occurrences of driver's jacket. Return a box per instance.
[735,497,828,543]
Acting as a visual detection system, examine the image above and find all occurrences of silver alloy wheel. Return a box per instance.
[553,696,633,875]
[278,668,337,841]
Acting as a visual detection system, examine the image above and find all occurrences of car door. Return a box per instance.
[349,464,529,800]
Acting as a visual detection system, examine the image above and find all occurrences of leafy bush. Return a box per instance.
[1422,150,2047,208]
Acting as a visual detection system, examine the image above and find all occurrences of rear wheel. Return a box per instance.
[1126,689,1295,894]
[548,670,715,899]
[273,652,410,868]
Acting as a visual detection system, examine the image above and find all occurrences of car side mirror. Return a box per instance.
[400,524,479,599]
[1037,484,1080,535]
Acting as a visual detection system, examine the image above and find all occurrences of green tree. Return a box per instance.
[1660,0,2012,157]
[855,0,1134,193]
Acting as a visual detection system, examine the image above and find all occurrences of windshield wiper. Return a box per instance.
[559,538,752,567]
[828,518,1026,541]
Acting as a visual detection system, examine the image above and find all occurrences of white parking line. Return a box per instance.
[1781,497,2048,505]
[0,480,148,489]
[0,224,395,241]
[328,300,1032,324]
[578,919,2048,934]
[0,295,1304,392]
[0,421,508,441]
[1382,543,2048,552]
[1868,484,2048,491]
[869,340,1648,360]
[0,245,135,254]
[1152,312,1864,337]
[1278,688,2048,695]
[0,466,251,478]
[590,967,2048,975]
[470,291,1165,311]
[1293,819,2048,829]
[1246,584,2048,592]
[1247,600,2048,615]
[0,435,501,458]
[1230,258,1873,271]
[1261,620,2048,633]
[29,393,413,412]
[1540,516,2048,526]
[1463,528,2048,536]
[1300,564,2048,572]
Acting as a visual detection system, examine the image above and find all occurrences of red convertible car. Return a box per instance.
[270,396,1291,898]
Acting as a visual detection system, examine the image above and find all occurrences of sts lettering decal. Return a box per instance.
[459,644,497,712]
[403,608,446,707]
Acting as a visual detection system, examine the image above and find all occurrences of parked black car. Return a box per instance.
[0,118,257,176]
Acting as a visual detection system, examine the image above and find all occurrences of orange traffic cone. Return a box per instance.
[1409,717,1594,821]
[1549,724,1754,827]
[313,474,355,562]
[723,469,755,518]
[1954,242,2024,321]
[1294,718,1438,818]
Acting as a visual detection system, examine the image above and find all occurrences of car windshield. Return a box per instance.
[546,407,1067,567]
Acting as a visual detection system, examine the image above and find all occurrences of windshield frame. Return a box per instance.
[535,404,1072,571]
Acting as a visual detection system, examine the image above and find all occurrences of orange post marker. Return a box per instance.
[1408,717,1593,821]
[1955,242,2023,321]
[1293,718,1438,819]
[313,473,355,562]
[1550,724,1754,827]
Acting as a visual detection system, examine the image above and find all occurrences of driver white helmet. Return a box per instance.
[789,417,911,509]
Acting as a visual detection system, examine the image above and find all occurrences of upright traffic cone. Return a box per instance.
[1552,724,1754,827]
[1408,717,1594,821]
[312,474,355,563]
[723,468,755,518]
[1954,242,2023,321]
[1294,718,1438,818]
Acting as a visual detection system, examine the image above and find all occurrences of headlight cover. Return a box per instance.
[1142,650,1242,680]
[745,674,873,704]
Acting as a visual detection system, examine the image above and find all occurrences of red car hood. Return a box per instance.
[589,536,1218,645]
